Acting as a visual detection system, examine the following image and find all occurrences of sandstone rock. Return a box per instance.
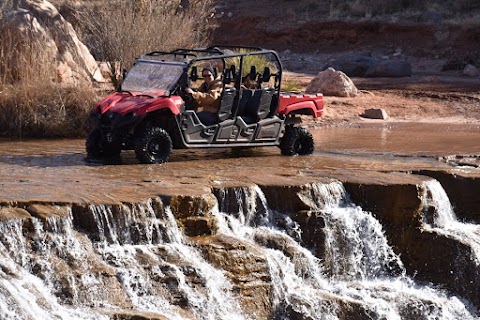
[182,216,216,236]
[0,207,31,221]
[463,64,479,77]
[3,0,105,84]
[71,203,101,239]
[168,194,217,219]
[361,108,389,120]
[260,185,316,212]
[27,203,70,220]
[27,203,71,231]
[305,67,358,97]
[288,210,326,258]
[105,310,171,320]
[193,235,274,320]
[343,181,426,230]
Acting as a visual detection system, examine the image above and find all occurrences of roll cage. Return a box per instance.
[129,45,283,108]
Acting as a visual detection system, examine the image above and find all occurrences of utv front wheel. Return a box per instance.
[135,127,172,164]
[280,126,315,156]
[86,129,121,158]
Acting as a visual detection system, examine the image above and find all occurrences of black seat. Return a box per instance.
[217,86,236,121]
[233,89,254,118]
[242,87,275,123]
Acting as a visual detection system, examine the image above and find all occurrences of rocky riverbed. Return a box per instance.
[1,123,480,319]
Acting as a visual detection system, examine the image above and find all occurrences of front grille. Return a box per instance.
[100,111,117,126]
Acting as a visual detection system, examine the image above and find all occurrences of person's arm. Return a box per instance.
[192,88,222,106]
[191,81,223,110]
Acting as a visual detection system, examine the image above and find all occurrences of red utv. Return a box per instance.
[86,46,324,164]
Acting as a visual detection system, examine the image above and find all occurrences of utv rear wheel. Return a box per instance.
[135,127,172,164]
[86,129,121,158]
[280,126,314,156]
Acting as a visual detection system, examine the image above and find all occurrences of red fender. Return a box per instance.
[141,96,184,116]
[278,93,324,118]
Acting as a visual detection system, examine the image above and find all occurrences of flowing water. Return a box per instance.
[421,180,480,264]
[215,181,477,319]
[0,180,478,319]
[0,122,479,319]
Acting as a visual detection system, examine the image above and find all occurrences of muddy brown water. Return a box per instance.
[0,122,479,203]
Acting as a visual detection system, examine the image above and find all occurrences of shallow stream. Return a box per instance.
[0,122,479,319]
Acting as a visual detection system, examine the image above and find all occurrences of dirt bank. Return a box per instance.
[212,0,480,127]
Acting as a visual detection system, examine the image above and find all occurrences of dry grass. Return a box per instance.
[281,79,304,93]
[0,0,215,138]
[0,23,97,138]
[0,83,95,138]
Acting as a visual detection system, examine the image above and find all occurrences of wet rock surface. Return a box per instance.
[0,122,479,318]
[1,122,478,204]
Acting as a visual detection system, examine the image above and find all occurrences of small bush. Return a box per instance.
[281,79,304,93]
[0,83,95,138]
[74,0,216,87]
[0,0,215,138]
[0,24,97,138]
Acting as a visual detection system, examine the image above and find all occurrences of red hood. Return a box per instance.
[95,91,184,116]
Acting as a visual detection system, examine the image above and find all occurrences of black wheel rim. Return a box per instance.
[147,137,169,159]
[295,138,306,154]
[295,136,313,155]
[148,138,162,155]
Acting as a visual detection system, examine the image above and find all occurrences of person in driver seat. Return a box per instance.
[185,67,223,125]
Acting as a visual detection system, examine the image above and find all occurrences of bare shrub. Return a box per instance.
[0,0,214,138]
[75,0,215,87]
[0,0,13,17]
[0,23,97,138]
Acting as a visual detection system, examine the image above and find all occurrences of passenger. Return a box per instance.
[241,74,257,89]
[185,67,223,125]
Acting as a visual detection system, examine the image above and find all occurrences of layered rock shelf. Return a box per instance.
[1,167,479,319]
[1,131,479,318]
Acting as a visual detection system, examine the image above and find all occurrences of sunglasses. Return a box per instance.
[202,73,213,78]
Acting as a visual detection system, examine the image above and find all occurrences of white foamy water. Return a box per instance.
[215,181,478,319]
[0,214,108,320]
[90,204,246,320]
[0,203,245,320]
[422,179,480,264]
[0,182,478,319]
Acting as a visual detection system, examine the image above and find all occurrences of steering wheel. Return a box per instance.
[178,87,196,110]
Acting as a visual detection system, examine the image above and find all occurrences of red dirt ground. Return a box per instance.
[212,1,480,127]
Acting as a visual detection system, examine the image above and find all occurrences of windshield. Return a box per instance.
[121,61,185,93]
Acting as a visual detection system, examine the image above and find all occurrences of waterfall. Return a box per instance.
[88,199,166,245]
[308,182,405,280]
[215,181,477,319]
[0,203,245,320]
[422,179,480,264]
[0,212,109,320]
[0,182,478,319]
[421,179,458,227]
[89,203,246,320]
